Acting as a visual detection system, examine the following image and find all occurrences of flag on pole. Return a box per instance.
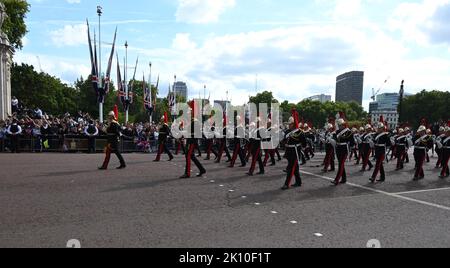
[128,56,139,105]
[144,72,153,113]
[102,27,117,101]
[116,53,127,109]
[87,20,99,98]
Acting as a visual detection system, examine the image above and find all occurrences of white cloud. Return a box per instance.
[175,0,235,24]
[49,24,87,47]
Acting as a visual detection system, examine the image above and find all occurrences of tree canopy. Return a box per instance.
[401,90,450,127]
[1,0,30,50]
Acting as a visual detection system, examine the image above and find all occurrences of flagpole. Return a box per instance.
[125,41,129,124]
[97,6,103,123]
[149,62,152,124]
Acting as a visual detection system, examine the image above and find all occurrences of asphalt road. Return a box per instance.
[0,151,449,248]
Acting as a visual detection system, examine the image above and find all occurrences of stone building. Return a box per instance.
[0,2,14,120]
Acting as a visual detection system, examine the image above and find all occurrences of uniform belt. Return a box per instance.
[375,144,386,147]
[415,146,426,150]
[286,144,301,148]
[397,143,406,146]
[444,147,450,149]
[337,143,347,146]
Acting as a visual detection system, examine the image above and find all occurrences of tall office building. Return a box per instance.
[173,81,188,101]
[335,71,364,105]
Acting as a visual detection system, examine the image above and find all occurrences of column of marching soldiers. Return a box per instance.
[99,110,450,190]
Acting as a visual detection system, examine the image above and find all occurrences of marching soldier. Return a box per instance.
[263,120,277,167]
[154,116,174,162]
[322,123,335,172]
[98,112,126,170]
[360,124,374,172]
[356,127,365,165]
[438,127,450,179]
[203,120,218,160]
[282,117,306,190]
[215,120,232,164]
[303,124,315,160]
[181,118,206,179]
[370,123,390,183]
[247,121,265,176]
[331,118,353,186]
[413,125,431,181]
[435,127,446,169]
[349,128,359,162]
[229,116,246,168]
[394,128,409,170]
[404,127,412,164]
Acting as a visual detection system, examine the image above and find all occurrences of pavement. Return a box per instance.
[0,151,449,248]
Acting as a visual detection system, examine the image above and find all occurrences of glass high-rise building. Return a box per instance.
[335,71,364,105]
[173,81,188,101]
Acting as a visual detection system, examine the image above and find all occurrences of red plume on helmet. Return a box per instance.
[113,105,119,121]
[163,112,169,124]
[291,108,299,128]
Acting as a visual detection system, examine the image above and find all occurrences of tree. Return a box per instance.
[249,91,279,106]
[11,63,78,115]
[1,0,30,50]
[402,90,450,127]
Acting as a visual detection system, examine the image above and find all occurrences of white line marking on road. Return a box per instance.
[290,221,298,224]
[254,203,261,206]
[219,185,224,187]
[301,170,450,212]
[210,180,215,183]
[314,233,324,237]
[241,196,247,199]
[271,211,278,214]
[393,187,450,195]
[229,190,235,192]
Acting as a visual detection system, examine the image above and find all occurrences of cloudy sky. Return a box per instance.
[16,0,450,110]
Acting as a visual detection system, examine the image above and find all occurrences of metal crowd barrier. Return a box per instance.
[0,135,151,154]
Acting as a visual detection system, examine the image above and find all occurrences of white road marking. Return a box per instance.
[241,196,247,199]
[271,211,278,214]
[393,187,450,195]
[229,190,235,192]
[314,233,324,237]
[254,203,261,206]
[301,170,450,212]
[290,221,298,224]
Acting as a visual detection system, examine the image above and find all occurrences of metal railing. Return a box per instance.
[0,135,154,153]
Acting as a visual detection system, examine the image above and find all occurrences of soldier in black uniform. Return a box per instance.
[395,128,409,170]
[181,118,206,179]
[203,120,218,160]
[216,120,232,163]
[229,116,246,168]
[435,127,446,169]
[247,122,264,176]
[322,123,335,172]
[282,117,306,190]
[370,124,390,183]
[439,127,450,179]
[154,116,174,162]
[6,119,22,153]
[99,112,126,170]
[360,125,374,172]
[413,126,431,181]
[331,118,353,186]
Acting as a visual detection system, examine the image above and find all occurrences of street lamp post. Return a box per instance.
[97,6,103,123]
[149,62,152,124]
[125,41,129,124]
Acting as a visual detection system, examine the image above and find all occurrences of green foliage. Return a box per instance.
[401,90,450,127]
[280,99,368,128]
[249,91,279,105]
[1,0,30,50]
[11,63,78,115]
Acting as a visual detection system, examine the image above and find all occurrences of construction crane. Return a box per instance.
[36,56,43,73]
[371,76,390,101]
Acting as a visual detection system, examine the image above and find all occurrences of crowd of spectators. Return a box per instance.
[0,97,160,153]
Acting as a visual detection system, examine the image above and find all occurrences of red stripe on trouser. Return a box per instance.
[372,154,385,178]
[155,143,163,161]
[263,150,270,166]
[441,156,449,176]
[186,144,195,177]
[336,154,347,183]
[249,148,261,174]
[176,142,181,155]
[101,145,112,168]
[287,161,298,187]
[415,154,426,178]
[217,141,225,161]
[230,143,240,167]
[363,149,371,169]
